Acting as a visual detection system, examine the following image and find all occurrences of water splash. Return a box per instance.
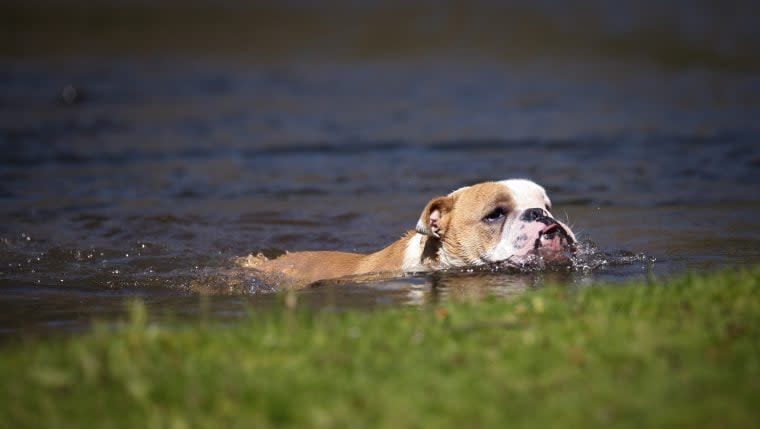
[464,239,655,275]
[569,240,656,273]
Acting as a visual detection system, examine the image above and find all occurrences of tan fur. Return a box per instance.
[246,231,418,286]
[246,180,569,288]
[443,182,516,265]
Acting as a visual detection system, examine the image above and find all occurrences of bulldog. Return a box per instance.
[245,179,576,286]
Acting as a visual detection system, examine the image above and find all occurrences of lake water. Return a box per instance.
[1,3,759,338]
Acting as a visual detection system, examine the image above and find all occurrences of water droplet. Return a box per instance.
[61,84,80,105]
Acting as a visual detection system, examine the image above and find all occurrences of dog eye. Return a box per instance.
[483,207,506,222]
[545,204,552,212]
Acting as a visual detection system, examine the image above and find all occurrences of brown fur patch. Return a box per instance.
[440,182,515,265]
[244,181,539,287]
[416,195,454,237]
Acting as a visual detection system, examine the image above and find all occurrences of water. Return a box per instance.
[2,2,760,338]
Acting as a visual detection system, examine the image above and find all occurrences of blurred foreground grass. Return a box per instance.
[1,267,759,428]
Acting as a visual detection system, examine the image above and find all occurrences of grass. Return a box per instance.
[1,267,759,429]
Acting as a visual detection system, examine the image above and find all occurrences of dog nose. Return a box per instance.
[520,207,548,222]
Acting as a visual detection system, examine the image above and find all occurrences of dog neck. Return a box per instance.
[363,231,442,274]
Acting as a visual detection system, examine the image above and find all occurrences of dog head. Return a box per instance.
[415,179,576,268]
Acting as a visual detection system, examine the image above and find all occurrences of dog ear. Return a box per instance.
[415,196,453,239]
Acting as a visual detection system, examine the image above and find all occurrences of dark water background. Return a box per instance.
[1,1,759,338]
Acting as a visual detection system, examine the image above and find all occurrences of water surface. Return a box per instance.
[2,3,760,338]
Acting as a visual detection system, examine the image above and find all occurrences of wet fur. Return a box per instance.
[243,180,574,288]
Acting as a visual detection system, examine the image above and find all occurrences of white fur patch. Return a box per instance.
[483,179,553,263]
[402,233,425,272]
[414,219,428,235]
[499,179,551,211]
